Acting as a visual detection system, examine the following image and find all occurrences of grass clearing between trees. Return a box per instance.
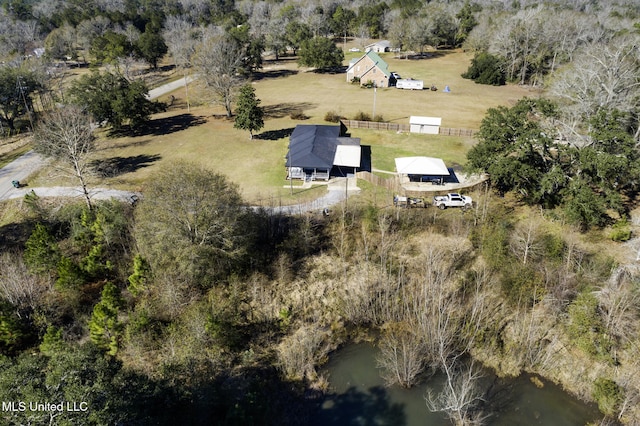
[28,50,532,204]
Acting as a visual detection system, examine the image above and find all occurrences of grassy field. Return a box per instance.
[26,49,534,204]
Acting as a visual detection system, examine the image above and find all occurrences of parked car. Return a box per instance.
[349,47,361,52]
[432,193,473,209]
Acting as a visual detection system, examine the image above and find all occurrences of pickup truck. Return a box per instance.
[432,193,473,210]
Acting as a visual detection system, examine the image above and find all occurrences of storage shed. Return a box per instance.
[409,116,442,134]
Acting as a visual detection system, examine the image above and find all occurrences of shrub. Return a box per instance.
[462,52,506,85]
[324,110,342,123]
[610,219,632,242]
[290,110,309,120]
[353,111,371,121]
[350,76,360,84]
[362,80,374,88]
[592,378,623,416]
[373,114,385,122]
[567,292,613,362]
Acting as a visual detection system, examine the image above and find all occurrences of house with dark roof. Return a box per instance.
[346,50,392,87]
[286,125,362,181]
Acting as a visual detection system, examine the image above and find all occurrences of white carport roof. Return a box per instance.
[334,145,361,167]
[395,156,449,175]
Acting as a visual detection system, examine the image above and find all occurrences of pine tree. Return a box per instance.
[89,282,123,355]
[234,84,264,139]
[128,254,151,296]
[24,223,60,275]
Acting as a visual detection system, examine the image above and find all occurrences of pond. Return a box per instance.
[314,343,602,426]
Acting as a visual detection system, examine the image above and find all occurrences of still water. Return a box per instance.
[314,343,602,426]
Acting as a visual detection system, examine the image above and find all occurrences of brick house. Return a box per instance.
[346,50,392,88]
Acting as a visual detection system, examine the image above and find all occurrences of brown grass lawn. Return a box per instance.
[28,49,535,204]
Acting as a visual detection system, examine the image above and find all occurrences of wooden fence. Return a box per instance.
[341,120,476,137]
[341,120,409,132]
[438,127,476,137]
[356,171,400,192]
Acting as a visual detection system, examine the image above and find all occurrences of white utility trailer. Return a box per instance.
[396,79,424,90]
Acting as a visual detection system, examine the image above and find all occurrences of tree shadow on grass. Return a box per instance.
[91,153,162,178]
[109,114,207,137]
[263,102,316,119]
[101,139,152,151]
[313,386,407,426]
[402,50,451,60]
[252,69,299,81]
[255,127,295,141]
[312,66,348,74]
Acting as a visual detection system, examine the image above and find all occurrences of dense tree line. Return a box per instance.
[2,0,639,132]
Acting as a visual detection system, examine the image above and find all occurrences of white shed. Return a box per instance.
[409,116,441,134]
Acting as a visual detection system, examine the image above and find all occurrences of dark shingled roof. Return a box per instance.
[286,125,360,169]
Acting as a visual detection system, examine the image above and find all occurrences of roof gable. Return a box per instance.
[346,51,391,78]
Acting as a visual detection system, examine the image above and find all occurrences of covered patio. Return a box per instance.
[395,156,451,185]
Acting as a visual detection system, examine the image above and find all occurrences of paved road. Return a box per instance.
[0,150,49,201]
[146,75,193,100]
[3,185,138,203]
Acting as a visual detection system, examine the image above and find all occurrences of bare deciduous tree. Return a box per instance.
[33,105,96,210]
[163,15,198,110]
[0,252,52,313]
[426,360,487,426]
[595,266,640,344]
[509,215,544,265]
[277,324,329,380]
[193,27,245,117]
[377,321,427,388]
[548,36,640,141]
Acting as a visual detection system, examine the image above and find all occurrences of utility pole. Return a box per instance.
[183,71,190,113]
[372,83,377,119]
[17,76,34,131]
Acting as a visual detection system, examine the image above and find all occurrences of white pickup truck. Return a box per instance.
[432,193,473,209]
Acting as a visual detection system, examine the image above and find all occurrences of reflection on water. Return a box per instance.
[315,343,602,426]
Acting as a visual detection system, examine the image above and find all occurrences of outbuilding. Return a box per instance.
[365,40,391,53]
[409,116,442,134]
[395,156,450,185]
